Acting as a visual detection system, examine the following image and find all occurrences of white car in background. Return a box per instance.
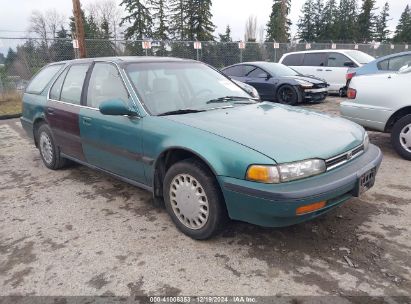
[340,67,411,160]
[279,50,374,95]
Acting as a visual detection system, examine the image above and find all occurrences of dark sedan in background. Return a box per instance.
[222,62,329,105]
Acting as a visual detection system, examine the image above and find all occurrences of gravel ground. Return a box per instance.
[0,97,410,299]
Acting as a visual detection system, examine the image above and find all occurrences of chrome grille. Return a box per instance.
[326,144,365,171]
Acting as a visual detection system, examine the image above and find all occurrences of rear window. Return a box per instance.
[26,64,64,94]
[282,54,303,66]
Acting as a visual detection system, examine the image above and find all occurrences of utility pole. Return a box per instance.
[72,0,87,58]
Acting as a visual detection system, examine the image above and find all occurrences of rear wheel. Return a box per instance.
[163,159,227,240]
[277,85,300,105]
[391,115,411,160]
[37,124,68,169]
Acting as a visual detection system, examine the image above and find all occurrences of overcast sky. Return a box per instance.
[0,0,409,50]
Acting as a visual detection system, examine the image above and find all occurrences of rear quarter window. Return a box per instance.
[25,64,64,94]
[282,54,303,66]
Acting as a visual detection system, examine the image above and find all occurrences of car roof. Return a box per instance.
[223,61,280,69]
[373,51,411,62]
[48,56,197,66]
[281,49,361,56]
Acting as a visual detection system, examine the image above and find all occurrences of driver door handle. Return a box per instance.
[82,117,92,126]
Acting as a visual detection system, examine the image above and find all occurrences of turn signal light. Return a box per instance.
[296,201,326,215]
[347,88,357,99]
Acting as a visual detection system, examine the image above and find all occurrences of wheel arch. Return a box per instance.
[32,116,47,147]
[385,106,411,132]
[152,147,220,205]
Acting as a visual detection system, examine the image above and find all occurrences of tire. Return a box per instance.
[163,159,228,240]
[391,114,411,161]
[277,85,300,105]
[36,124,68,170]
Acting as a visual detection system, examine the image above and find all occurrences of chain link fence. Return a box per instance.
[0,37,410,95]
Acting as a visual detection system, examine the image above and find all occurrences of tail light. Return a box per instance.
[346,72,356,81]
[347,88,357,99]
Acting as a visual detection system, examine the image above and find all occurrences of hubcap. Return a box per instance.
[169,174,209,230]
[39,132,53,164]
[399,123,411,153]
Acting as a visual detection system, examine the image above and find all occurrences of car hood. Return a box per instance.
[281,75,327,85]
[164,102,364,163]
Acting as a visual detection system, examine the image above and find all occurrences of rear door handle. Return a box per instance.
[325,69,332,72]
[82,117,92,126]
[317,69,323,71]
[47,108,54,115]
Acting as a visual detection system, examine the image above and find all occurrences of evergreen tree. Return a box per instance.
[375,2,390,42]
[152,0,169,40]
[49,26,75,61]
[297,0,316,41]
[336,0,358,42]
[185,0,215,41]
[169,0,187,40]
[319,0,339,41]
[120,0,153,40]
[394,5,411,43]
[266,0,292,42]
[357,0,377,42]
[313,0,324,39]
[219,25,232,42]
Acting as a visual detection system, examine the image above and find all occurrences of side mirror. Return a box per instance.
[258,73,270,80]
[344,61,356,68]
[99,99,138,116]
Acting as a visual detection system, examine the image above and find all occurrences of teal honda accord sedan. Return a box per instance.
[20,57,383,239]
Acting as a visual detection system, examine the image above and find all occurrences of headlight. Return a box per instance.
[250,86,260,99]
[278,159,326,182]
[363,132,370,151]
[246,159,326,184]
[295,79,314,88]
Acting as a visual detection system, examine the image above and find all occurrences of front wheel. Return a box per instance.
[391,115,411,160]
[277,85,300,105]
[163,159,228,240]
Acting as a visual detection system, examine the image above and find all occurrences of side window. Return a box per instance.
[49,68,69,100]
[387,55,411,71]
[282,54,303,66]
[223,66,244,77]
[26,64,64,94]
[327,53,352,67]
[87,63,129,108]
[60,64,90,105]
[377,59,389,70]
[243,65,256,76]
[247,67,268,78]
[302,53,327,66]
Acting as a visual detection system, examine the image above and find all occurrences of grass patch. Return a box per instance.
[0,91,22,116]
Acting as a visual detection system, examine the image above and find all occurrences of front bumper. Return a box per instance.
[302,87,328,102]
[218,144,383,227]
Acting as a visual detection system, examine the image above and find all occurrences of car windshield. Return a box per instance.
[126,62,254,115]
[260,63,300,77]
[345,50,375,65]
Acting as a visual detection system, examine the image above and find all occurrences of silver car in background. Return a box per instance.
[340,67,411,160]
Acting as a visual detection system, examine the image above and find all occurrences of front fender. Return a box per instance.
[142,116,276,185]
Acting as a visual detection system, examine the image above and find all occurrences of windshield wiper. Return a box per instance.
[206,96,257,104]
[158,109,205,116]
